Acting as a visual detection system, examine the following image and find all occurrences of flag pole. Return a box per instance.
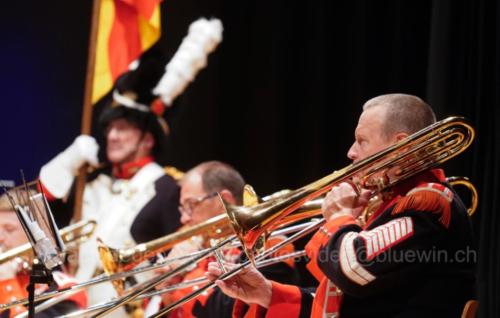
[73,0,102,223]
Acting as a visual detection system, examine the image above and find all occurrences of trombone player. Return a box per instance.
[149,161,299,318]
[207,94,476,317]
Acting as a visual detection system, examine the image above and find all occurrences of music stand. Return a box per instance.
[4,179,66,318]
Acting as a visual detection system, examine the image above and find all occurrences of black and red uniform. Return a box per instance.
[0,271,87,318]
[234,169,476,318]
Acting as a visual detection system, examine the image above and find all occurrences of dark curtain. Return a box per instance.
[157,1,499,316]
[426,1,499,317]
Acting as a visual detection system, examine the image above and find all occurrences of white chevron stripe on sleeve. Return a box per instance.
[359,217,414,260]
[339,232,377,286]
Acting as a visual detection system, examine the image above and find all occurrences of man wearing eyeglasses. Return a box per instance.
[147,161,300,318]
[178,183,235,228]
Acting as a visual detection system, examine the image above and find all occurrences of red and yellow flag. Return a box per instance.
[92,0,162,104]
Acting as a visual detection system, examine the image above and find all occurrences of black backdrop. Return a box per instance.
[0,1,498,316]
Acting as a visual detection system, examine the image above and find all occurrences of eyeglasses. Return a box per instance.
[178,192,218,216]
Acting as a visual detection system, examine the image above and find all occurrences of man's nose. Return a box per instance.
[347,144,358,161]
[0,230,6,244]
[107,128,119,140]
[180,212,191,225]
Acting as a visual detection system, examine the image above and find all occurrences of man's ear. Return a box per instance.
[219,189,236,205]
[395,132,409,142]
[141,132,155,151]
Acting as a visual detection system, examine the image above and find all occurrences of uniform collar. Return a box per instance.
[112,156,154,179]
[389,168,446,197]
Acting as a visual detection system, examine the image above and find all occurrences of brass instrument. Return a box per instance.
[224,116,475,263]
[149,221,325,318]
[0,220,319,313]
[88,116,475,318]
[243,185,324,228]
[358,176,479,225]
[3,117,473,317]
[98,213,230,295]
[0,173,477,314]
[447,176,478,216]
[0,219,97,265]
[0,196,321,312]
[98,191,323,295]
[53,250,307,318]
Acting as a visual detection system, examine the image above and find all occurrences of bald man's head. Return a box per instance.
[363,93,436,140]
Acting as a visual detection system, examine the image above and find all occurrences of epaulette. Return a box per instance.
[392,183,453,228]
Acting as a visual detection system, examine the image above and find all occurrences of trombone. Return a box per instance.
[55,250,307,318]
[0,219,97,265]
[97,190,323,294]
[224,116,475,263]
[98,173,477,295]
[0,219,318,312]
[89,116,475,317]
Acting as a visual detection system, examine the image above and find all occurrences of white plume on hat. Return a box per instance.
[153,18,223,106]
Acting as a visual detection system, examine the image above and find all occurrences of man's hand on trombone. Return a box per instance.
[204,182,371,309]
[205,261,273,309]
[154,238,203,304]
[322,182,371,221]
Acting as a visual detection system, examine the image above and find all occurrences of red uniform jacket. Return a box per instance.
[232,169,476,318]
[0,271,87,318]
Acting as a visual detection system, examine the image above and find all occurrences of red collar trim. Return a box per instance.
[112,156,154,179]
[390,168,446,197]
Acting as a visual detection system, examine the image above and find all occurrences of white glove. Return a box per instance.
[40,135,99,199]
